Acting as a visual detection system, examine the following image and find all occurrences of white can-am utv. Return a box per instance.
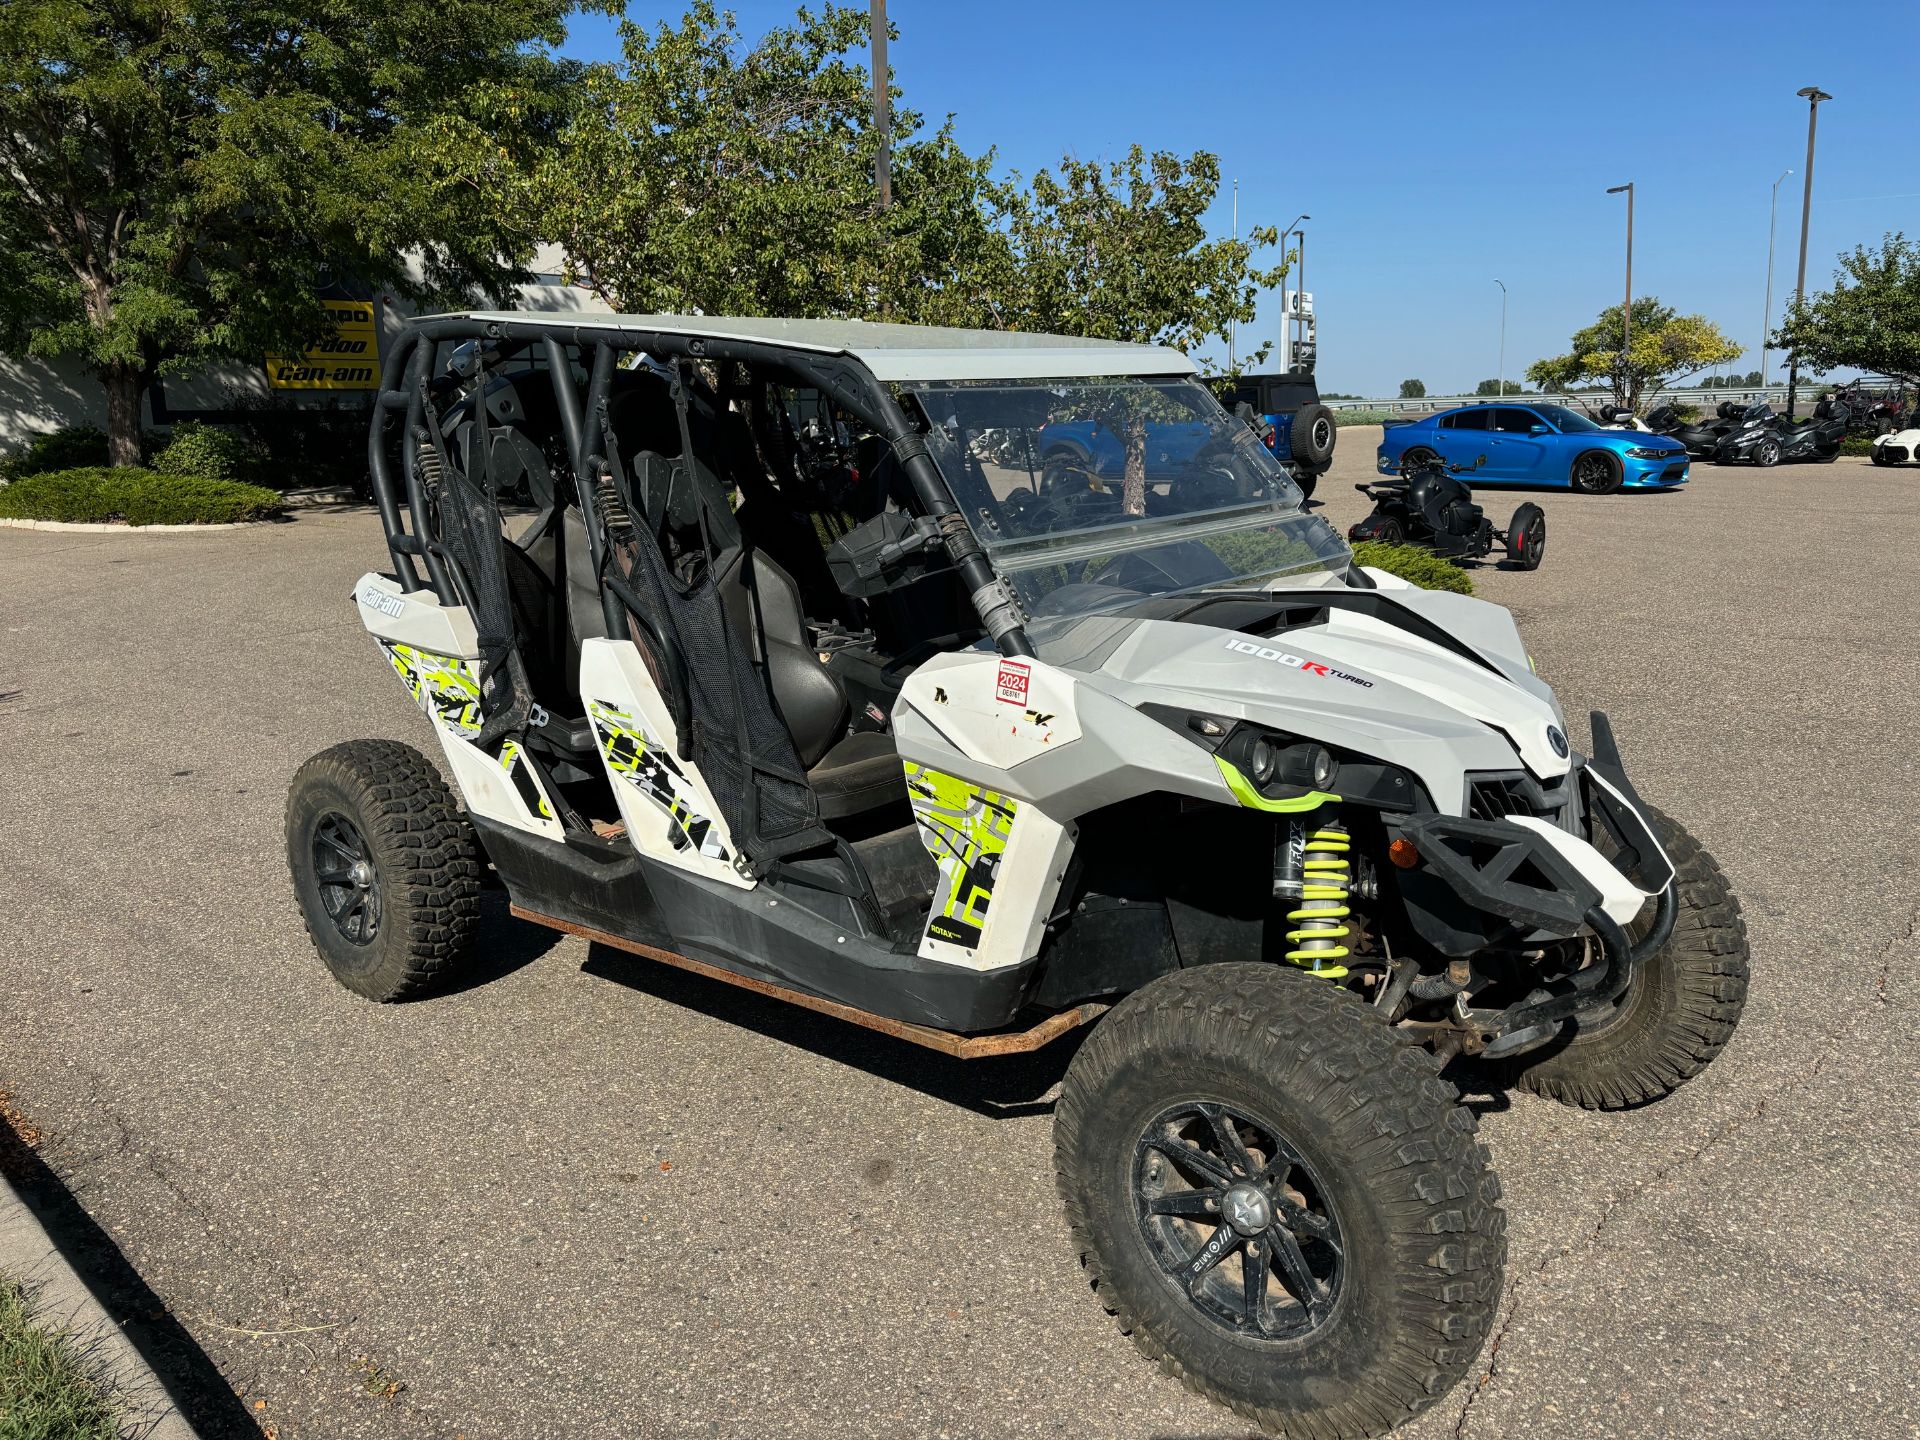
[287,313,1748,1438]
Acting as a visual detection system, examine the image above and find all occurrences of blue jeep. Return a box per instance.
[1033,371,1336,499]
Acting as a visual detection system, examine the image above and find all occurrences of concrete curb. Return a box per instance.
[0,516,270,533]
[0,1171,202,1440]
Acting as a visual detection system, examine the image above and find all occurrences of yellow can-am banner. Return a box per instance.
[265,300,382,390]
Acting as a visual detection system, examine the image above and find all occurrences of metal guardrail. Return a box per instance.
[1325,386,1795,415]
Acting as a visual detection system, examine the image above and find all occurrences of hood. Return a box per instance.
[1031,583,1571,815]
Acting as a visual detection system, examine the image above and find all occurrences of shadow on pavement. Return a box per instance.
[422,890,570,1000]
[580,941,1084,1120]
[0,1124,263,1440]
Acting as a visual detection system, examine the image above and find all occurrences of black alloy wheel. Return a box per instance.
[1133,1101,1345,1341]
[1571,450,1622,494]
[311,812,381,945]
[1753,436,1783,468]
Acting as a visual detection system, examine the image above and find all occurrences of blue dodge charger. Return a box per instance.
[1376,403,1689,493]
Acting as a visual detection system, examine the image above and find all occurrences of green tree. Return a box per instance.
[1526,297,1740,411]
[537,3,1003,325]
[1775,233,1920,384]
[1399,378,1426,399]
[0,0,588,465]
[987,146,1286,513]
[1474,378,1520,396]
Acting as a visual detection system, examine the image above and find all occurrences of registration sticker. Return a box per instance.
[995,659,1031,706]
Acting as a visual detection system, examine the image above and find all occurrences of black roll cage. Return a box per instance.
[369,314,1036,659]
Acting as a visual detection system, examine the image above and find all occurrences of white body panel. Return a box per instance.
[354,572,561,840]
[577,639,754,890]
[1504,816,1651,925]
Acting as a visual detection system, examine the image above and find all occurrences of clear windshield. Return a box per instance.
[1530,403,1600,433]
[905,376,1350,618]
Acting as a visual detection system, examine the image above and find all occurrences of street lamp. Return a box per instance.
[1761,168,1791,390]
[1786,86,1831,420]
[1607,183,1634,404]
[1278,213,1309,370]
[1494,279,1508,397]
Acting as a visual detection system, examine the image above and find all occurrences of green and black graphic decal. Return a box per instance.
[496,739,555,821]
[382,641,482,736]
[380,642,552,820]
[587,700,731,861]
[905,764,1017,951]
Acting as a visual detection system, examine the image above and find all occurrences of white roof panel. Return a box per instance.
[450,311,1196,382]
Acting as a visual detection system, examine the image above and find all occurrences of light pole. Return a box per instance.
[1786,86,1831,420]
[1229,179,1238,372]
[1606,183,1634,405]
[1494,279,1508,397]
[870,0,891,209]
[1277,213,1308,370]
[1761,167,1791,389]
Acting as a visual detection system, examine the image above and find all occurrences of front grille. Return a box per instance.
[1662,461,1688,480]
[1468,771,1574,825]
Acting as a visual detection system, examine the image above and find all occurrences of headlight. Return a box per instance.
[1624,446,1674,459]
[1216,728,1341,811]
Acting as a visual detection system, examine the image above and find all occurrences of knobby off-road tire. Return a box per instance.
[1505,806,1749,1110]
[285,739,482,1002]
[1055,964,1505,1439]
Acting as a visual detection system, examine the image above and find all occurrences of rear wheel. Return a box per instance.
[1369,515,1407,545]
[1507,502,1546,570]
[1400,445,1439,475]
[285,739,482,1001]
[1503,806,1749,1109]
[1571,450,1622,494]
[1055,964,1504,1438]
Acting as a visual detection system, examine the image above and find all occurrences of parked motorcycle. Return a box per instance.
[1349,452,1545,569]
[1644,400,1751,459]
[1713,399,1849,467]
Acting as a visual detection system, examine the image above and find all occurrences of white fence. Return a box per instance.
[1325,386,1796,416]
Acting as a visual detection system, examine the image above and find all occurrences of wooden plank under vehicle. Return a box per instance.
[510,905,1110,1059]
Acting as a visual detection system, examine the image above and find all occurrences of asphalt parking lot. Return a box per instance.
[2,431,1917,1440]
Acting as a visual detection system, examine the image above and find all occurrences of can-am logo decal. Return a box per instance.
[1547,725,1569,758]
[995,659,1031,706]
[1221,637,1374,688]
[360,586,407,619]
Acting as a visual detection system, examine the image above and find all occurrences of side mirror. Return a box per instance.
[1529,423,1550,435]
[825,510,944,598]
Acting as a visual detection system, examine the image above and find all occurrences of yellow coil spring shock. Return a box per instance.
[1282,817,1352,977]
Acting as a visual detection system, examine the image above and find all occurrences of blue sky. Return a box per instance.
[560,1,1917,398]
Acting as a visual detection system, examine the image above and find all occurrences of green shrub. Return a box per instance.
[1840,436,1875,456]
[1,425,110,478]
[151,421,267,483]
[0,467,284,525]
[1350,540,1474,595]
[1334,410,1400,427]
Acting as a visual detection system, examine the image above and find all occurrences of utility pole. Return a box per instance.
[1494,279,1508,397]
[1762,168,1791,389]
[1607,183,1634,405]
[1786,86,1831,420]
[871,0,891,210]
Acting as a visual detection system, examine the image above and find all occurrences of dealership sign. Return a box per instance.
[265,300,382,390]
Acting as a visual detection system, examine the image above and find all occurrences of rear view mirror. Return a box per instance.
[1529,424,1550,435]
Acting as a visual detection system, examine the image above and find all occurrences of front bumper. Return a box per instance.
[1622,454,1689,487]
[1383,709,1676,1041]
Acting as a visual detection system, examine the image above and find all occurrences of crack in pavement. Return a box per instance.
[1451,1049,1835,1439]
[1872,906,1916,1008]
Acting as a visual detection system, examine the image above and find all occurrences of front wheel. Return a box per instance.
[1055,965,1504,1438]
[1503,806,1749,1109]
[1753,436,1784,468]
[1571,449,1623,494]
[285,739,483,1001]
[1507,502,1546,570]
[1871,445,1894,466]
